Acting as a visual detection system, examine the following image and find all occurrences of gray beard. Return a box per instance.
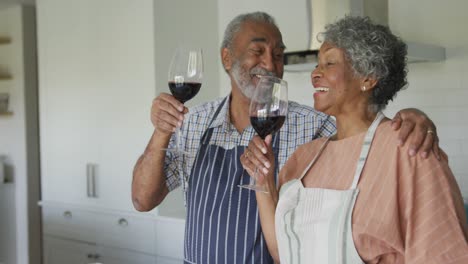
[231,61,255,98]
[231,60,276,98]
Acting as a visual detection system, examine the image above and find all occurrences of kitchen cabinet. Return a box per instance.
[37,0,155,211]
[41,202,185,263]
[37,0,185,263]
[44,237,157,264]
[0,6,41,264]
[44,237,94,264]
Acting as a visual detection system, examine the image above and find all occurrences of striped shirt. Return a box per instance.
[279,120,468,263]
[165,95,336,192]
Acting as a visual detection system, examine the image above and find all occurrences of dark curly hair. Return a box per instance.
[319,16,408,110]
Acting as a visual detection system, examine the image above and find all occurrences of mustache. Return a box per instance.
[250,67,276,77]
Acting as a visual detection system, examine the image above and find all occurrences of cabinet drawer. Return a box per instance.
[42,205,156,255]
[42,206,97,243]
[94,212,156,255]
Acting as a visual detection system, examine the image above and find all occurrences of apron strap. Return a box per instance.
[350,112,385,189]
[200,97,228,144]
[298,137,331,181]
[297,112,385,185]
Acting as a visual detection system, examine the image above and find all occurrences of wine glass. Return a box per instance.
[239,75,288,193]
[165,46,203,154]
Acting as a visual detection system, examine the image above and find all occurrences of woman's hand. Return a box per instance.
[391,108,440,159]
[241,135,275,187]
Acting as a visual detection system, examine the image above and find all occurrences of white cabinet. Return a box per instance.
[37,0,197,263]
[37,0,155,211]
[41,203,185,263]
[44,237,157,264]
[44,237,93,264]
[154,217,185,259]
[41,204,157,256]
[156,256,183,264]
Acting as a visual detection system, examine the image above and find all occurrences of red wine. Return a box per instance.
[250,115,286,139]
[168,82,201,103]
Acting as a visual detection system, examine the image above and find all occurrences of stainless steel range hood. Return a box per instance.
[284,0,446,72]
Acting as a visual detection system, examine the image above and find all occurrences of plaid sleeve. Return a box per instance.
[313,114,336,139]
[164,134,182,191]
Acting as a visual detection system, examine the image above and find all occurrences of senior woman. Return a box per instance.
[242,16,468,263]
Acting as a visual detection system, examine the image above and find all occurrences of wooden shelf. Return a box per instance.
[0,111,13,116]
[0,37,11,45]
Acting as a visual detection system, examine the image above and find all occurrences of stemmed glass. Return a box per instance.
[165,46,203,154]
[239,76,288,193]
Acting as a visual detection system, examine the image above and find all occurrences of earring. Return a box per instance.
[362,86,366,91]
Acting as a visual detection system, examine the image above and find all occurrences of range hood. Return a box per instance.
[284,0,446,72]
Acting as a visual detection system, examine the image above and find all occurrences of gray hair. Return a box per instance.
[319,16,408,110]
[221,11,279,51]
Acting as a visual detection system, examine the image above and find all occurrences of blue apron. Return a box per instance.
[183,99,279,264]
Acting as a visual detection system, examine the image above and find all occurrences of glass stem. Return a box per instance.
[176,125,181,150]
[250,167,258,186]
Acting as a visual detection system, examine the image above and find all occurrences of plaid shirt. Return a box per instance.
[165,95,336,191]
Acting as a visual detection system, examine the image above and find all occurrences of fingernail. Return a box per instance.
[262,167,269,174]
[261,148,267,154]
[177,121,182,127]
[421,152,428,158]
[409,149,416,156]
[178,105,184,112]
[265,162,271,168]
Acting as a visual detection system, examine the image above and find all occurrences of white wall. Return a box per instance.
[0,5,40,264]
[385,0,468,196]
[153,0,220,217]
[154,0,220,107]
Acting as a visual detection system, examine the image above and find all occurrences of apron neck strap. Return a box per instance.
[298,137,331,180]
[201,97,228,143]
[349,111,385,189]
[297,112,385,185]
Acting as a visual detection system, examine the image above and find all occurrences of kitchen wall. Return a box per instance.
[0,4,40,264]
[153,0,220,217]
[284,0,468,197]
[386,0,468,196]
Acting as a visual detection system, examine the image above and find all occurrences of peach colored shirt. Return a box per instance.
[279,120,468,264]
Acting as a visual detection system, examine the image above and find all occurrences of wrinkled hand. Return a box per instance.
[240,135,275,186]
[391,108,440,159]
[150,93,188,135]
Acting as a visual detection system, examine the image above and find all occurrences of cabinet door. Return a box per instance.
[44,236,95,264]
[38,0,100,206]
[89,0,155,211]
[37,0,155,210]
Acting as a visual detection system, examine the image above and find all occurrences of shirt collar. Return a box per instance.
[208,94,257,137]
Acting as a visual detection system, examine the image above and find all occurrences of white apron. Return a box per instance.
[275,112,384,264]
